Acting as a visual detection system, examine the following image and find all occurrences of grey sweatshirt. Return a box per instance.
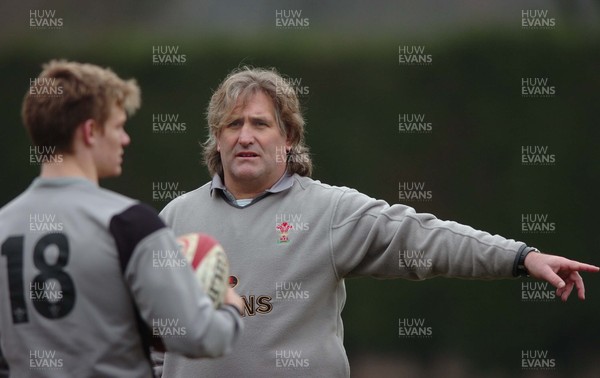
[159,173,525,377]
[0,178,242,378]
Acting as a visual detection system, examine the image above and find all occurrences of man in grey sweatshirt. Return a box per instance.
[159,66,598,377]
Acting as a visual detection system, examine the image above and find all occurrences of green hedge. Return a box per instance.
[1,30,598,375]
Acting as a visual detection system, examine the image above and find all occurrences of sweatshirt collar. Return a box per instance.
[209,173,294,207]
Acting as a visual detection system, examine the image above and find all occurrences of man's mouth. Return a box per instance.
[237,152,259,158]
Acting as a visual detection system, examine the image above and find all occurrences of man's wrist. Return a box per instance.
[513,245,541,277]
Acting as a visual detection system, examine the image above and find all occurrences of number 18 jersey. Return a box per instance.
[0,177,241,378]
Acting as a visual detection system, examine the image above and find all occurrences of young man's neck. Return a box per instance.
[40,155,98,183]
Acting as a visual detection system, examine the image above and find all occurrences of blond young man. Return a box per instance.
[0,61,243,378]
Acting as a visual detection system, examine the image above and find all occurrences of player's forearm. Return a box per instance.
[125,230,242,358]
[179,305,243,358]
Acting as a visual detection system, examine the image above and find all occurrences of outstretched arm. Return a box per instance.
[524,252,599,301]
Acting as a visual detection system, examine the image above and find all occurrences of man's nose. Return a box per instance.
[122,130,131,147]
[238,122,254,145]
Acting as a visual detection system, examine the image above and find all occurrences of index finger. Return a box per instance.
[568,261,600,273]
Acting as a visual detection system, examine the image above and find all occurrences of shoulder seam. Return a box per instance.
[328,187,352,281]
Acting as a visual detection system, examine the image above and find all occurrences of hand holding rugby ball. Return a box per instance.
[177,233,229,307]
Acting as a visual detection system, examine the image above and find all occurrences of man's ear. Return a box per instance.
[80,119,98,147]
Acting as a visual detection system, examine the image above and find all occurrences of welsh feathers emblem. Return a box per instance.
[276,222,293,244]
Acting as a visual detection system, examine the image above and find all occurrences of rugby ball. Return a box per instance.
[177,233,229,308]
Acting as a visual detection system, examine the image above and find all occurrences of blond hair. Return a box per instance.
[22,60,140,155]
[204,66,312,177]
